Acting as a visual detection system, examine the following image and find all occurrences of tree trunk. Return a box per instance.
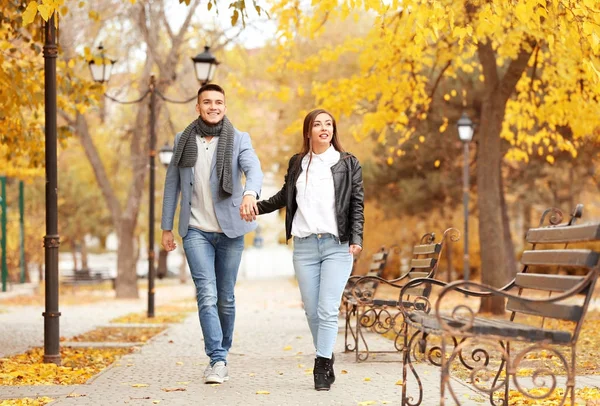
[180,253,188,284]
[70,240,79,271]
[476,99,507,314]
[157,249,168,279]
[115,219,139,298]
[476,39,534,314]
[500,174,518,278]
[81,239,89,271]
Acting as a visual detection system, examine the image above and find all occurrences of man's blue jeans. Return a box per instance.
[293,233,353,358]
[183,227,244,365]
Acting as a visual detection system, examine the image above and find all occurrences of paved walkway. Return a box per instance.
[2,277,599,405]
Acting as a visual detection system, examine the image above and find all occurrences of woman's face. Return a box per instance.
[309,112,334,153]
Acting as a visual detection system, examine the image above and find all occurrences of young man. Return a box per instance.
[161,83,263,384]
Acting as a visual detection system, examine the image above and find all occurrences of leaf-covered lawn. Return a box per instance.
[68,326,166,343]
[0,347,132,385]
[110,312,188,324]
[0,397,54,406]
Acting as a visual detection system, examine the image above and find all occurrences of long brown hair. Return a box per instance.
[295,109,345,185]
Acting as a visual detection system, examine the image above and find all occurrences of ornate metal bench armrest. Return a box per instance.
[350,274,413,304]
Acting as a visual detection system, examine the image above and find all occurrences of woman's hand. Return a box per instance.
[349,244,362,256]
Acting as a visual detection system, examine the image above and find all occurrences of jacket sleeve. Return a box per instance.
[161,133,181,231]
[238,132,264,198]
[349,156,365,247]
[257,155,296,215]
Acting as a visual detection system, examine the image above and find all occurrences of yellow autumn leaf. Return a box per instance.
[283,346,292,351]
[59,6,68,15]
[395,379,404,385]
[341,369,348,374]
[131,383,149,388]
[153,401,160,404]
[546,155,555,164]
[358,401,376,406]
[364,377,371,381]
[22,2,38,26]
[37,4,52,21]
[386,157,393,166]
[176,361,183,365]
[256,391,270,395]
[434,160,440,168]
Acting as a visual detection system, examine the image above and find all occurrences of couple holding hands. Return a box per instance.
[160,83,364,391]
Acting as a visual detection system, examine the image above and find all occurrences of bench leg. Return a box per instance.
[402,328,425,405]
[344,302,357,353]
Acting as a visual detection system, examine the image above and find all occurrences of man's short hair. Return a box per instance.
[197,83,225,98]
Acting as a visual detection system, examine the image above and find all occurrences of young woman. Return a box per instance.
[254,109,364,391]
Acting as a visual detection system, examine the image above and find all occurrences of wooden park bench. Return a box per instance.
[398,205,600,405]
[347,228,459,362]
[61,268,115,288]
[342,246,391,354]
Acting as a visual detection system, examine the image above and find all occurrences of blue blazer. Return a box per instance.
[161,128,263,238]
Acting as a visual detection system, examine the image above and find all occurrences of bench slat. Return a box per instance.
[410,258,437,269]
[506,298,583,322]
[515,273,585,292]
[369,261,385,271]
[408,312,572,343]
[372,252,386,261]
[412,243,442,255]
[526,223,600,244]
[521,249,599,268]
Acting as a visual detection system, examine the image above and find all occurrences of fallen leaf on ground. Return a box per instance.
[283,346,292,351]
[176,381,190,385]
[152,401,160,404]
[0,347,132,385]
[358,401,376,406]
[341,369,348,374]
[161,388,186,392]
[364,377,371,381]
[66,393,86,398]
[395,380,403,385]
[131,383,149,388]
[256,391,270,395]
[0,398,54,406]
[70,326,165,343]
[176,361,183,365]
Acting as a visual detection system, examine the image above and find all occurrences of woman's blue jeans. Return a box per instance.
[183,227,244,365]
[293,233,353,358]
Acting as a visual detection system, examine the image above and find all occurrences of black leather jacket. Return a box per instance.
[257,152,364,246]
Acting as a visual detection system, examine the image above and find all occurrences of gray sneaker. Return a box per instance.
[203,364,212,379]
[205,361,229,384]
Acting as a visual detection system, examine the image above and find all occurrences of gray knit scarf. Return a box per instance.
[173,116,234,197]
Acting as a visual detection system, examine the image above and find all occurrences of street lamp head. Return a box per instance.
[191,45,219,85]
[88,43,116,84]
[158,143,174,168]
[457,112,474,142]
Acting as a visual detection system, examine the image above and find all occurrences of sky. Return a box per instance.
[166,0,278,50]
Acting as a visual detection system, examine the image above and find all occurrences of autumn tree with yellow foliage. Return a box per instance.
[269,0,600,313]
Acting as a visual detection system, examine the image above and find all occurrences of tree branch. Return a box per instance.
[499,39,536,105]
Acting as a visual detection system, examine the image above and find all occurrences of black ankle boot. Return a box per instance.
[328,354,335,384]
[313,356,332,391]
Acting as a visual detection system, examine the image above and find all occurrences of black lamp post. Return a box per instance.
[457,112,474,285]
[89,45,218,318]
[43,14,61,365]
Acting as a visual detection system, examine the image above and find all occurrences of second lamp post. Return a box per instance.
[457,112,474,284]
[89,45,219,317]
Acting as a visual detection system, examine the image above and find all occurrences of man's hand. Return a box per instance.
[349,244,362,256]
[161,230,177,252]
[239,194,258,222]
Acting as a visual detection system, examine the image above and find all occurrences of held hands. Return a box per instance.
[161,230,177,252]
[239,195,259,222]
[349,244,362,256]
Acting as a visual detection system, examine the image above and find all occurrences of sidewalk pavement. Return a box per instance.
[2,277,599,405]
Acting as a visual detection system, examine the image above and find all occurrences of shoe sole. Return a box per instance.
[315,387,330,391]
[204,376,230,384]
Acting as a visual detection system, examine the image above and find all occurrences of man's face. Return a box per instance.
[196,90,226,124]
